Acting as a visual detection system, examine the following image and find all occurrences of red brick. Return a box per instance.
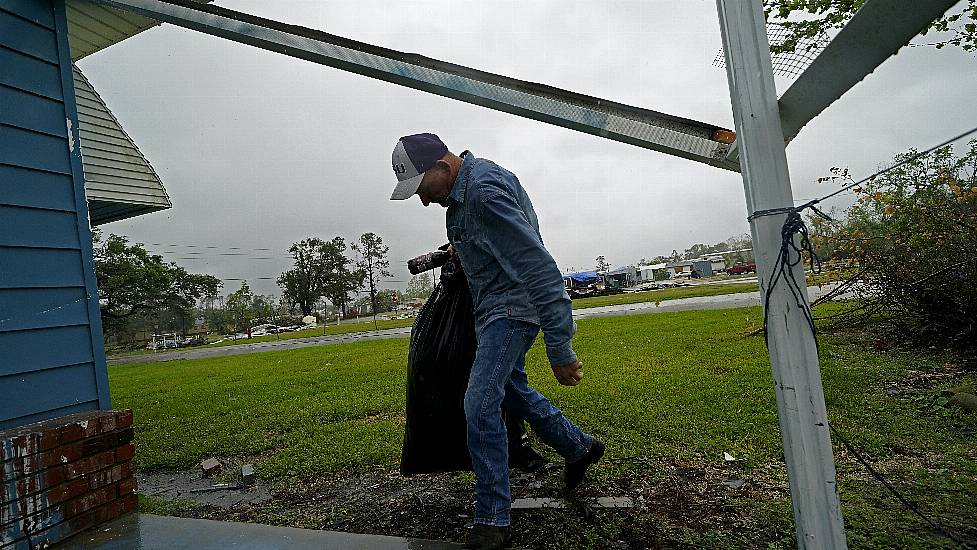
[121,493,138,513]
[42,442,83,468]
[119,460,133,479]
[60,423,86,443]
[99,414,117,434]
[66,450,114,480]
[50,478,90,504]
[114,410,133,430]
[118,477,137,496]
[45,465,67,488]
[66,486,114,517]
[92,498,128,524]
[116,427,134,445]
[88,464,125,490]
[115,443,135,462]
[39,428,61,451]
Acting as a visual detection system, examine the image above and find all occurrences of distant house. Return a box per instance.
[707,256,727,273]
[665,261,695,278]
[562,271,603,297]
[666,259,715,278]
[636,263,668,282]
[604,265,638,288]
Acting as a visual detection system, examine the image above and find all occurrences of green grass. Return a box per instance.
[110,306,977,547]
[107,282,762,358]
[107,318,416,358]
[568,282,757,309]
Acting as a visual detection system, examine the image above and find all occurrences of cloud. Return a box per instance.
[80,0,976,295]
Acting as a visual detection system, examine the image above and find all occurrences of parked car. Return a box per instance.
[250,324,280,336]
[726,263,757,275]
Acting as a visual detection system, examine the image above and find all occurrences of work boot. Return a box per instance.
[564,439,605,491]
[463,524,510,550]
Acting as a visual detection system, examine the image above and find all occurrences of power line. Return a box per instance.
[748,124,977,548]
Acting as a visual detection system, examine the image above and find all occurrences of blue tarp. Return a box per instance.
[563,271,601,284]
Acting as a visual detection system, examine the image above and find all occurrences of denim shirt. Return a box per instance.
[446,151,577,366]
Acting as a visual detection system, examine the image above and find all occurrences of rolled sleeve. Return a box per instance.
[478,188,578,366]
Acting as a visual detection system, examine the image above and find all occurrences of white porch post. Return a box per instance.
[715,1,847,548]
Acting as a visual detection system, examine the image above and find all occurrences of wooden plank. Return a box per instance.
[0,46,62,101]
[0,205,80,249]
[0,124,71,174]
[0,85,67,137]
[0,287,88,333]
[0,2,56,30]
[0,164,75,211]
[0,363,99,421]
[0,246,84,288]
[0,9,59,63]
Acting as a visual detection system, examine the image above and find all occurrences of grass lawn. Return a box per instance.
[106,282,761,359]
[568,282,757,309]
[110,306,976,548]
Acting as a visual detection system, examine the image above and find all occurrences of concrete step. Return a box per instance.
[55,513,462,550]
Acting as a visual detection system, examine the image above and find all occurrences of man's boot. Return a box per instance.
[463,524,510,550]
[564,439,605,491]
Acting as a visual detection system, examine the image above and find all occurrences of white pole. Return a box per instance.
[715,2,847,548]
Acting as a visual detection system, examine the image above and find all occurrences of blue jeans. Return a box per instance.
[465,318,593,527]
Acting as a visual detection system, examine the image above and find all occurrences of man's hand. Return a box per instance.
[551,360,583,386]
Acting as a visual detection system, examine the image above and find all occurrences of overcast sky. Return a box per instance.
[78,1,977,297]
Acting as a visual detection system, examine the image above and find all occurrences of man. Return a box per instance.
[390,133,604,550]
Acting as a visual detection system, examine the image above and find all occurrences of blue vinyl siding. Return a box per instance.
[0,124,73,173]
[0,85,68,137]
[0,247,85,288]
[2,1,56,29]
[0,165,75,211]
[0,10,59,63]
[0,47,63,101]
[0,0,110,430]
[0,287,88,332]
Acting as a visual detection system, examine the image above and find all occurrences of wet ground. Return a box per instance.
[123,456,792,549]
[56,513,462,549]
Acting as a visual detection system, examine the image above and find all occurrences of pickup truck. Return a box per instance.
[726,263,757,275]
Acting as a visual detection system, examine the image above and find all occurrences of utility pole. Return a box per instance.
[716,1,847,548]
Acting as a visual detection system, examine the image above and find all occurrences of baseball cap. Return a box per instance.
[390,133,449,200]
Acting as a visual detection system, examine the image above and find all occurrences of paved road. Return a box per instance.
[109,284,837,366]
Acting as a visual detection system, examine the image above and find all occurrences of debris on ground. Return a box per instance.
[241,464,256,486]
[201,458,222,477]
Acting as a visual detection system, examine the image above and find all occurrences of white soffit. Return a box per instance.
[72,64,171,225]
[65,0,211,60]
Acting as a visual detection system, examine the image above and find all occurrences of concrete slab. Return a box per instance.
[55,513,462,550]
[511,497,633,509]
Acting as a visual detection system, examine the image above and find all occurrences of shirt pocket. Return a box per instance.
[447,224,467,245]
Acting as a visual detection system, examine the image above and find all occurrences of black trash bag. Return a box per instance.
[401,254,546,475]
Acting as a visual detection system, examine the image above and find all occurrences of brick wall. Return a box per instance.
[1,410,137,549]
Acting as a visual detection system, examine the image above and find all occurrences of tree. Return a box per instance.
[375,289,404,313]
[595,255,610,272]
[93,230,222,338]
[352,232,392,329]
[278,237,364,317]
[320,237,364,319]
[226,281,256,333]
[279,238,332,316]
[405,272,434,301]
[765,1,977,54]
[814,139,977,352]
